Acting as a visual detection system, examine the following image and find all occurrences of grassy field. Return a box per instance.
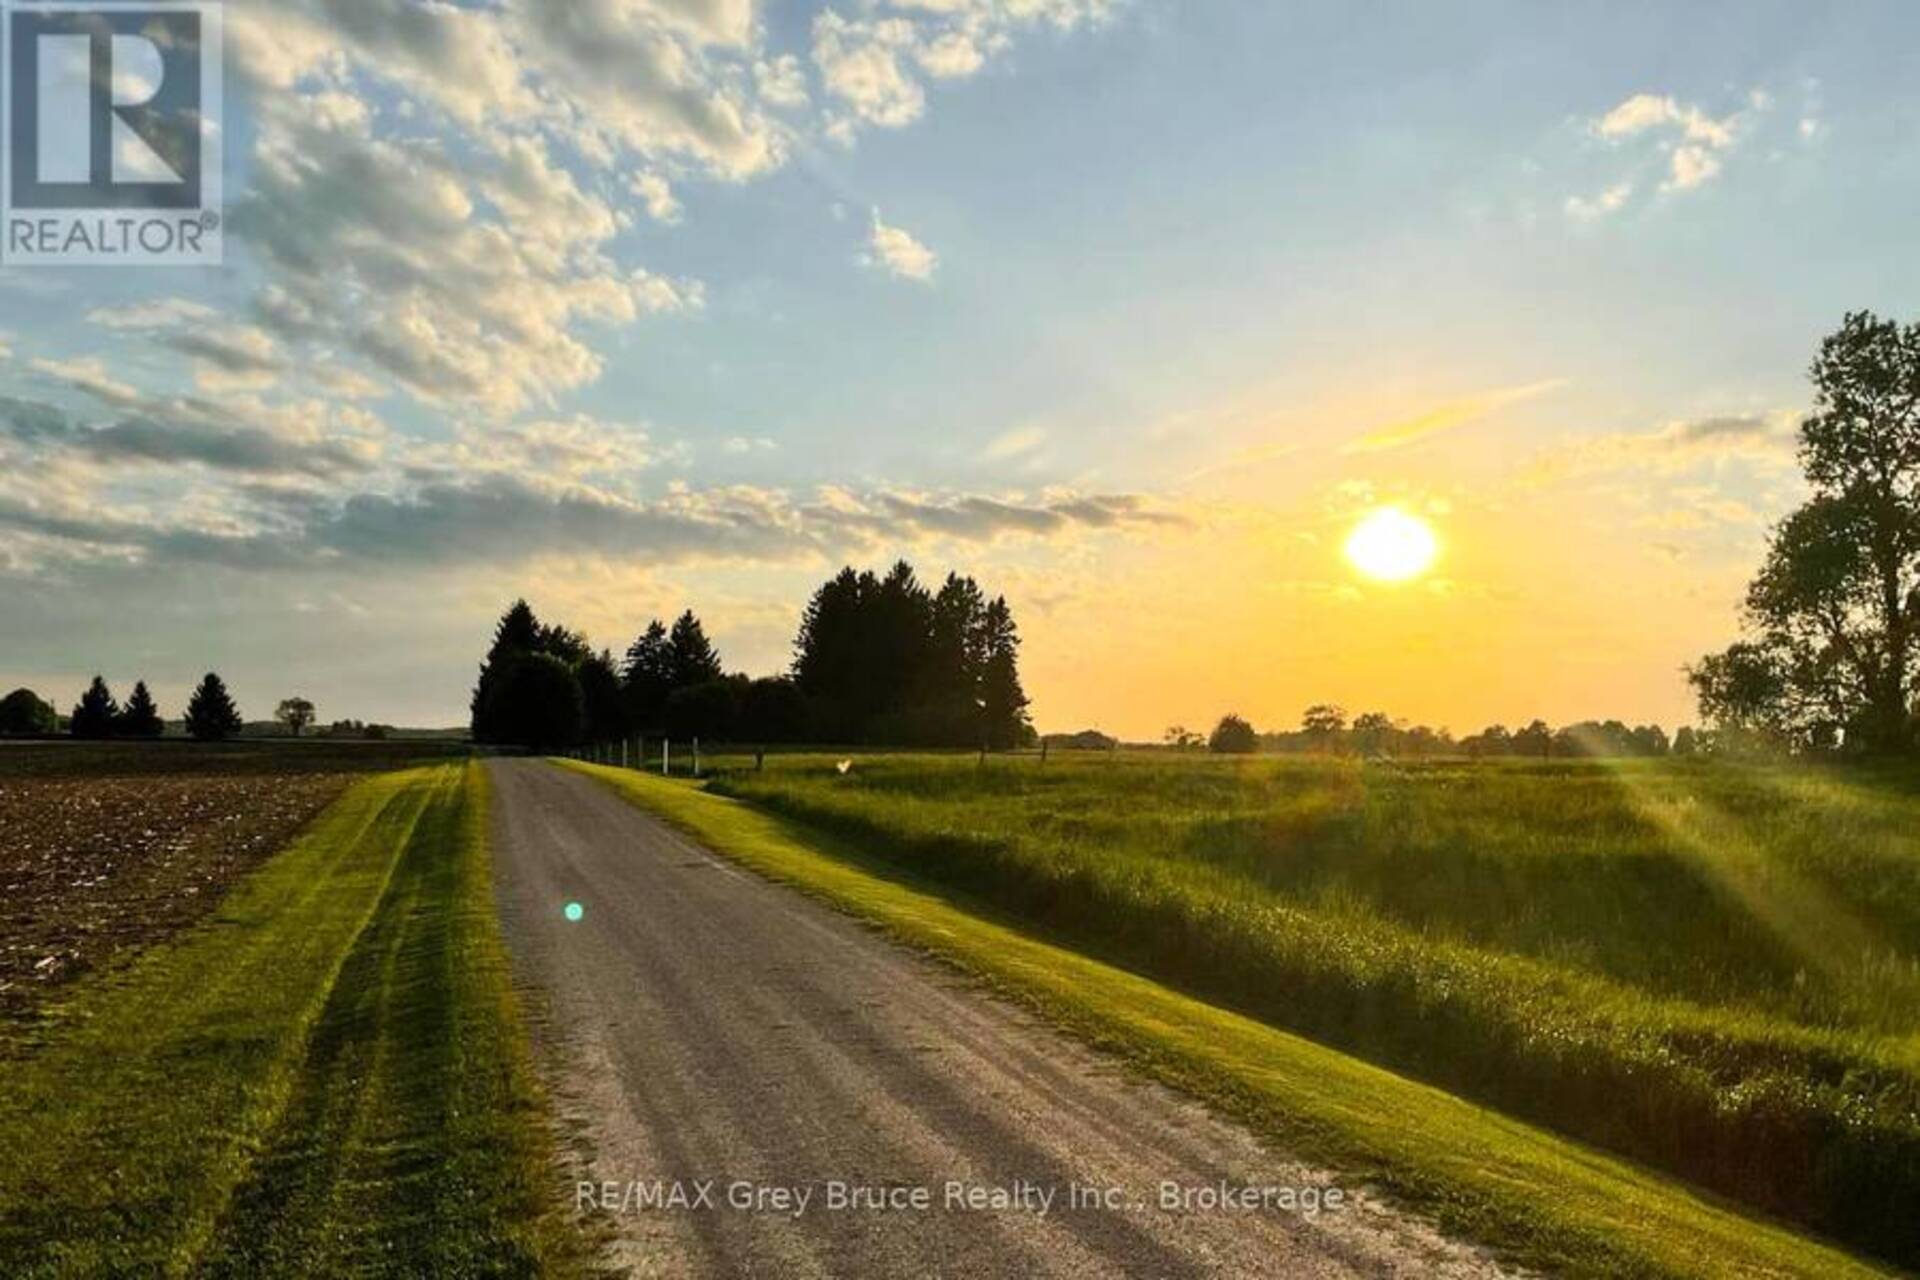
[638,750,1919,1270]
[0,762,581,1277]
[570,759,1893,1278]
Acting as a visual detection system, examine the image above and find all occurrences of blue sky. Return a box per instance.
[2,1,1916,735]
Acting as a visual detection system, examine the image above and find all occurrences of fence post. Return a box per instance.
[662,739,670,776]
[693,737,701,777]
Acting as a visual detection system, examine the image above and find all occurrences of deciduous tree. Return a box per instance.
[275,697,316,737]
[1209,713,1258,754]
[1692,311,1920,752]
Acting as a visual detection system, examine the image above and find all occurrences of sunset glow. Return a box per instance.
[1344,508,1440,583]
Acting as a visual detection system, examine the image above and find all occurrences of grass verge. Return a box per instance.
[566,759,1890,1280]
[0,762,584,1278]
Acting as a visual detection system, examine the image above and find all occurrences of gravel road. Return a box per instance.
[489,759,1510,1278]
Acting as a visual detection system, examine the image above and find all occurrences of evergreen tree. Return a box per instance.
[667,610,725,688]
[793,562,1031,747]
[118,680,165,738]
[184,673,243,742]
[793,567,869,738]
[473,600,545,743]
[69,676,119,739]
[476,652,583,749]
[623,619,674,729]
[978,596,1031,750]
[490,599,540,660]
[537,623,592,666]
[924,573,987,741]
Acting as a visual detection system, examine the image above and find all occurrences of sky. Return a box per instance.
[2,0,1918,738]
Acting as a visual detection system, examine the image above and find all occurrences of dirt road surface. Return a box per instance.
[489,759,1509,1278]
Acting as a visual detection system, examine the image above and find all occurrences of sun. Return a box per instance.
[1344,506,1439,583]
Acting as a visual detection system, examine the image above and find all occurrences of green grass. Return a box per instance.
[0,763,583,1278]
[696,752,1920,1267]
[568,756,1905,1278]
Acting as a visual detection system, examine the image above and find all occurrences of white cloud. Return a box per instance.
[813,0,1114,137]
[755,53,811,109]
[629,172,684,224]
[1565,182,1633,221]
[1573,89,1763,213]
[814,13,928,129]
[866,210,939,281]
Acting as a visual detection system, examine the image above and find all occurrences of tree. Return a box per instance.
[622,619,674,728]
[1163,725,1203,751]
[1673,726,1700,756]
[666,676,747,741]
[185,673,243,742]
[477,653,583,750]
[1301,704,1347,752]
[1691,312,1920,753]
[70,676,120,739]
[119,681,165,738]
[0,688,56,735]
[471,600,593,745]
[473,600,542,743]
[1512,718,1553,758]
[275,697,316,737]
[1351,711,1398,755]
[792,562,1030,747]
[1462,724,1512,758]
[667,611,725,689]
[1209,713,1259,754]
[577,650,627,744]
[741,676,809,744]
[978,596,1031,750]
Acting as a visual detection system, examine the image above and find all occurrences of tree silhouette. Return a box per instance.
[1512,718,1553,758]
[1301,704,1346,752]
[793,562,1031,747]
[667,611,725,688]
[478,652,583,750]
[622,620,674,729]
[1351,710,1397,755]
[578,649,628,743]
[275,697,316,737]
[1692,311,1920,753]
[70,676,119,739]
[185,673,243,742]
[978,596,1031,750]
[119,681,164,738]
[0,688,56,736]
[1209,713,1258,754]
[472,600,592,747]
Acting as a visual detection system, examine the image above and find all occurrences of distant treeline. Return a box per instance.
[470,560,1034,750]
[1183,707,1698,758]
[0,675,249,742]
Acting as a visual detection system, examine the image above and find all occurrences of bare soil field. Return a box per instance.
[0,742,473,1037]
